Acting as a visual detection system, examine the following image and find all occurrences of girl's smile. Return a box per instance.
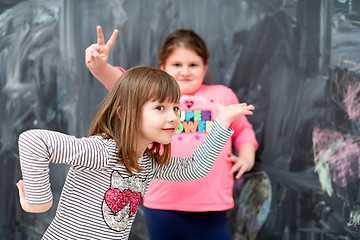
[162,127,176,132]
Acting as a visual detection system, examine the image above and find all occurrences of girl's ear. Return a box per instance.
[159,63,165,70]
[116,106,121,119]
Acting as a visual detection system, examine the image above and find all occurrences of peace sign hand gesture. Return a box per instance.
[85,25,118,75]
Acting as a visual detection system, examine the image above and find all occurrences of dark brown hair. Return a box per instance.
[88,66,180,174]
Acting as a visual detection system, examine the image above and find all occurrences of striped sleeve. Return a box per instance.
[18,129,109,204]
[152,120,233,181]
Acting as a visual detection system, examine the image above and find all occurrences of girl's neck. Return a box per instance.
[136,141,150,158]
[181,85,203,96]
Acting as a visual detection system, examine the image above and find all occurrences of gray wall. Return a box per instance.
[0,0,359,239]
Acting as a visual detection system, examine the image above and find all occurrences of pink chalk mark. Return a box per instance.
[313,128,360,187]
[331,69,360,120]
[343,81,360,120]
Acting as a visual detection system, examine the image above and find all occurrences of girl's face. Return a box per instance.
[161,47,208,95]
[138,100,180,149]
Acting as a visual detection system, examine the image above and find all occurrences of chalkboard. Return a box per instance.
[0,0,359,239]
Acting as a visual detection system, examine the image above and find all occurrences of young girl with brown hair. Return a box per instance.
[16,65,254,239]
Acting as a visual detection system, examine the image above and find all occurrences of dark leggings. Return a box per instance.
[143,207,231,240]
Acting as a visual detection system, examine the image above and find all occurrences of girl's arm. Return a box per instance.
[17,130,109,213]
[228,113,258,177]
[153,100,255,181]
[90,63,123,91]
[85,25,123,90]
[227,143,256,179]
[224,87,258,179]
[153,120,233,181]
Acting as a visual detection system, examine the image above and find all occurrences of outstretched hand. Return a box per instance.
[215,99,254,130]
[85,25,118,74]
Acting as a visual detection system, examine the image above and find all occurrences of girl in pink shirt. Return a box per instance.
[86,26,258,240]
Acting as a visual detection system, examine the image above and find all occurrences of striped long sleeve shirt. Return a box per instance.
[18,120,233,239]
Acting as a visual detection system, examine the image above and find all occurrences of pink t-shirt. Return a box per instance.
[143,84,258,211]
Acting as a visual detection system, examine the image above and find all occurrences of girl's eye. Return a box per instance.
[173,63,181,67]
[173,107,179,112]
[190,63,198,67]
[156,106,165,111]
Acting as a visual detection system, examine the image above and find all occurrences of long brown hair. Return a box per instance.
[88,66,180,174]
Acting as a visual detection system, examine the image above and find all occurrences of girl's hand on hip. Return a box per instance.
[227,153,254,179]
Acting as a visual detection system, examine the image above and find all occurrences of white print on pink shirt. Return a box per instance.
[180,94,207,105]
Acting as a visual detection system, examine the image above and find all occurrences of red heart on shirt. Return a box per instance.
[105,189,142,216]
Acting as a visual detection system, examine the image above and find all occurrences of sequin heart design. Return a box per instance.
[105,189,142,216]
[185,100,193,108]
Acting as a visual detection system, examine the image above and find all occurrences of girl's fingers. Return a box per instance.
[85,49,92,63]
[245,110,254,115]
[86,55,92,64]
[228,164,239,175]
[97,25,105,45]
[86,50,94,63]
[85,45,98,62]
[106,29,119,50]
[226,152,237,162]
[86,47,101,63]
[96,25,118,51]
[242,105,254,115]
[235,169,246,179]
[90,48,99,58]
[247,104,255,110]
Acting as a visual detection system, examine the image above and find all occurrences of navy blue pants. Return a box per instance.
[143,207,231,240]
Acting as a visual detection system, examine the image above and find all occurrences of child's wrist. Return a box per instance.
[215,117,231,130]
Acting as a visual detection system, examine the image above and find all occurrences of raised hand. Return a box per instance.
[85,25,118,74]
[215,99,254,130]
